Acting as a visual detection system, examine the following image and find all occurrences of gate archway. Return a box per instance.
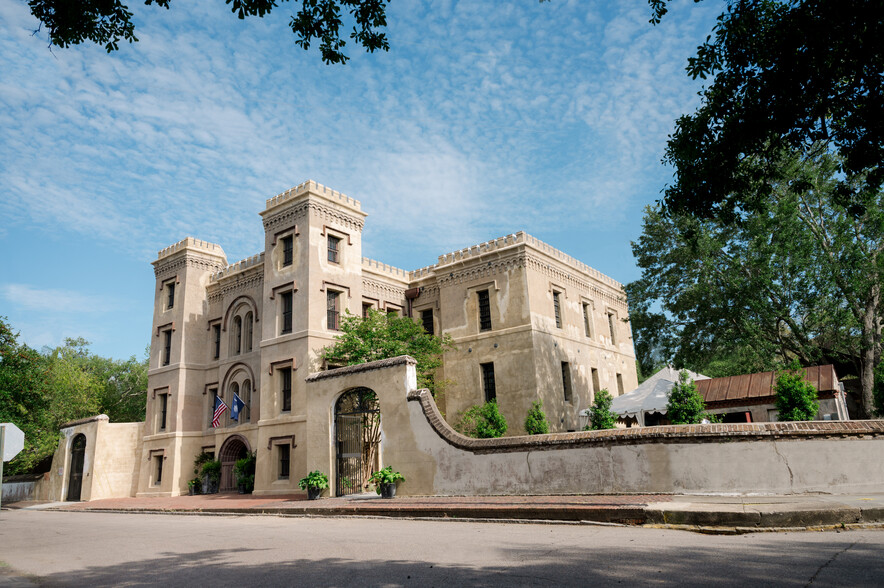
[335,387,380,496]
[67,434,87,501]
[218,435,250,492]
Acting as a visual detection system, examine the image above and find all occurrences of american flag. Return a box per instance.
[212,396,228,428]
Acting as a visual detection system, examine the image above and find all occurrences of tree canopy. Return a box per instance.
[26,0,390,63]
[0,318,148,474]
[320,308,454,395]
[650,0,884,220]
[627,149,883,416]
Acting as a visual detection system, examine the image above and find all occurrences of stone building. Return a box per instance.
[137,180,637,497]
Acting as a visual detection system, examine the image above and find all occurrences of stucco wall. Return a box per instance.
[306,356,884,497]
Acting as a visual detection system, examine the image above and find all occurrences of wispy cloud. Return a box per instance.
[1,284,118,314]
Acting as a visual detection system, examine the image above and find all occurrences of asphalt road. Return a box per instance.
[1,510,882,587]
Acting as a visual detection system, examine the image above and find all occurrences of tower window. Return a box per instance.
[478,290,492,332]
[327,291,341,330]
[212,324,221,359]
[328,235,341,264]
[282,235,293,267]
[281,291,293,334]
[421,309,434,335]
[162,329,172,366]
[280,367,292,412]
[158,393,168,431]
[583,303,592,338]
[278,444,290,479]
[165,282,175,310]
[562,362,573,403]
[481,362,496,403]
[553,292,562,329]
[607,312,617,344]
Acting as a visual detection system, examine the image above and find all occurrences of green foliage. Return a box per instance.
[368,466,404,494]
[321,308,455,396]
[627,150,883,416]
[193,451,214,476]
[874,361,884,418]
[650,0,884,219]
[27,0,391,64]
[234,452,256,490]
[587,389,618,430]
[298,470,330,490]
[455,401,508,439]
[666,371,709,425]
[200,459,222,483]
[774,363,820,421]
[524,400,549,435]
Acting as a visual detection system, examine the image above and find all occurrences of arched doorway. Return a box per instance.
[218,435,250,492]
[67,434,87,501]
[335,387,380,496]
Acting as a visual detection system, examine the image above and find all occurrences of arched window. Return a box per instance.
[233,316,242,355]
[242,379,251,423]
[244,312,253,352]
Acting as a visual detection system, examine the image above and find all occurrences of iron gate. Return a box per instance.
[335,387,379,496]
[67,434,86,501]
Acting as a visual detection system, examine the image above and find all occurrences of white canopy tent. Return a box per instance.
[602,367,708,427]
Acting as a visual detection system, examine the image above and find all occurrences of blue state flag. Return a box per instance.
[230,392,246,422]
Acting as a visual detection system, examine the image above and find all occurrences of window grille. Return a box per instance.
[478,290,492,331]
[159,393,167,431]
[281,367,292,412]
[421,309,434,335]
[562,362,573,403]
[162,330,172,366]
[278,445,290,479]
[282,235,293,267]
[553,292,562,328]
[212,324,221,359]
[327,291,340,330]
[481,362,496,402]
[281,292,293,334]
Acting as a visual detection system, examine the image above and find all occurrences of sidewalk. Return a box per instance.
[7,492,884,532]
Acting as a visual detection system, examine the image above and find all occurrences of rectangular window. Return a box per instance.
[165,282,175,310]
[159,393,168,431]
[280,367,292,412]
[616,373,624,396]
[328,235,341,263]
[162,329,172,366]
[583,303,592,338]
[212,324,221,359]
[562,362,573,403]
[278,444,290,479]
[481,362,496,403]
[591,368,600,395]
[421,309,434,335]
[362,303,372,318]
[282,235,293,267]
[478,290,492,331]
[281,291,293,334]
[154,455,163,485]
[608,312,617,344]
[327,291,340,331]
[553,292,562,329]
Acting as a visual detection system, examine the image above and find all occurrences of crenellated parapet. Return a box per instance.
[211,252,265,282]
[152,237,227,276]
[362,257,410,282]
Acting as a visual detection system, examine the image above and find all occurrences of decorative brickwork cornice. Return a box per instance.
[154,254,226,277]
[407,389,884,453]
[363,277,406,302]
[207,270,264,303]
[262,200,365,234]
[525,254,628,309]
[436,252,526,286]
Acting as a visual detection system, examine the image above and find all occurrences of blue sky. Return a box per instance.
[0,0,718,360]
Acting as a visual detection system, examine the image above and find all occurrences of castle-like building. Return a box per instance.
[139,181,637,496]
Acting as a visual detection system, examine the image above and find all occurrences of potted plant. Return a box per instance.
[200,460,222,494]
[193,451,214,493]
[368,466,405,499]
[187,477,202,496]
[298,470,329,500]
[234,452,256,494]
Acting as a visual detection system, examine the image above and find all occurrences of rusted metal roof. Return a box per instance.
[696,365,839,403]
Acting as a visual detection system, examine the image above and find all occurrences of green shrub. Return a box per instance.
[298,470,330,490]
[587,389,618,430]
[456,400,508,438]
[775,363,819,421]
[524,400,549,435]
[200,459,222,482]
[234,452,256,491]
[666,370,710,425]
[368,466,405,494]
[193,451,214,476]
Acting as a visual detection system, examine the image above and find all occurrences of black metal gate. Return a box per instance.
[335,387,379,496]
[67,434,86,501]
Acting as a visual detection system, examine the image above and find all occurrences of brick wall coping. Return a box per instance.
[406,389,884,453]
[305,355,417,383]
[60,414,109,429]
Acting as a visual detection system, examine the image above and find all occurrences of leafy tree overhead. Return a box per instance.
[666,370,710,425]
[627,150,882,417]
[649,0,884,220]
[321,308,455,395]
[586,389,618,431]
[26,0,390,63]
[774,362,819,421]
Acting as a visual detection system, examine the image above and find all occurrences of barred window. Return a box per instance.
[421,309,434,335]
[278,444,290,479]
[162,330,172,366]
[328,235,341,263]
[481,362,496,403]
[327,291,340,331]
[553,292,562,329]
[282,235,293,267]
[281,292,293,334]
[478,290,492,331]
[281,367,292,412]
[562,362,573,403]
[212,324,221,359]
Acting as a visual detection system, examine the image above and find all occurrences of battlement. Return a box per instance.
[434,231,622,290]
[155,237,226,262]
[362,257,409,281]
[211,252,265,281]
[263,180,363,215]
